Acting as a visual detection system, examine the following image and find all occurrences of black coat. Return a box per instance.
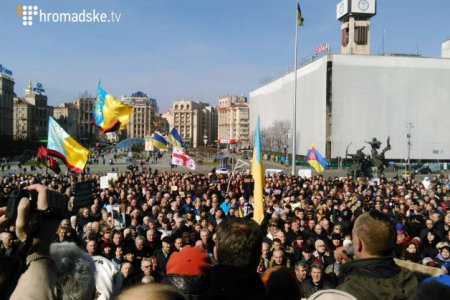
[198,265,269,300]
[162,274,207,297]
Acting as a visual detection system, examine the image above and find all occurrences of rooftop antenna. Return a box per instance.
[416,39,420,55]
[382,28,386,54]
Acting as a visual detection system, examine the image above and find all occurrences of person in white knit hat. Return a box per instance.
[93,255,123,300]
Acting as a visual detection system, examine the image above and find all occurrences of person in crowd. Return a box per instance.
[434,242,450,267]
[261,266,301,300]
[154,236,173,276]
[0,232,18,257]
[294,261,308,298]
[50,242,96,300]
[198,218,267,300]
[270,249,291,268]
[120,262,135,288]
[116,283,187,300]
[421,229,441,259]
[337,211,418,299]
[2,166,450,299]
[312,239,333,269]
[402,240,421,263]
[162,245,212,297]
[303,263,334,298]
[134,257,154,283]
[93,254,123,300]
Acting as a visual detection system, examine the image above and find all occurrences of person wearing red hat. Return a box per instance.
[162,245,212,297]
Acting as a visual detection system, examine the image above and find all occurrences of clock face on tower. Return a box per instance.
[358,0,370,11]
[339,2,345,14]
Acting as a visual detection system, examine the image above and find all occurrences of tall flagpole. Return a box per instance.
[292,0,299,176]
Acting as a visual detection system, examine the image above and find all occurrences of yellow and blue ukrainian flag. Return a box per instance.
[167,128,186,150]
[152,132,169,151]
[252,116,265,225]
[306,144,328,173]
[47,117,89,173]
[297,1,304,26]
[93,82,133,133]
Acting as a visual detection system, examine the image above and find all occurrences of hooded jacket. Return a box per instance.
[337,257,418,300]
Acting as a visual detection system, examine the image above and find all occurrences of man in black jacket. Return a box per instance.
[198,218,268,300]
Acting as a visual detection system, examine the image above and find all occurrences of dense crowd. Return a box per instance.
[1,167,450,299]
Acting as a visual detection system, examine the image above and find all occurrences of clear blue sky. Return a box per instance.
[1,0,449,113]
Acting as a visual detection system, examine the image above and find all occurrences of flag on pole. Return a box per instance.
[297,2,304,26]
[252,116,265,225]
[47,117,89,173]
[93,82,133,133]
[167,127,186,150]
[306,144,328,174]
[171,147,196,170]
[152,132,169,151]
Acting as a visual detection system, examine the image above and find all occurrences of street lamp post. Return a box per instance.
[407,123,414,171]
[203,130,208,156]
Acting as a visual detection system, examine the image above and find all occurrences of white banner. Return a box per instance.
[107,172,118,181]
[100,176,109,189]
[171,147,196,170]
[298,168,312,178]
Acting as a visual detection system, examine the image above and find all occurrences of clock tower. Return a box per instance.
[336,0,377,55]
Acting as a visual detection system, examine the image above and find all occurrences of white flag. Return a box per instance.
[171,147,196,170]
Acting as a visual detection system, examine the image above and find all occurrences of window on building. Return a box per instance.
[341,27,349,47]
[354,26,368,45]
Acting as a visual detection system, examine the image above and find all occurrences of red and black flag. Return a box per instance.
[37,146,61,174]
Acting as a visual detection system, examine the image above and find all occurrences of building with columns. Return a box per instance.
[122,92,157,138]
[12,81,52,142]
[168,100,217,148]
[22,81,51,141]
[217,96,250,148]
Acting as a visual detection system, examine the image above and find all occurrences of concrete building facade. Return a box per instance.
[217,96,250,148]
[13,98,33,140]
[73,97,98,145]
[250,54,450,161]
[53,103,79,137]
[153,114,170,135]
[122,92,158,139]
[0,66,15,140]
[125,98,155,139]
[22,81,50,141]
[168,100,217,148]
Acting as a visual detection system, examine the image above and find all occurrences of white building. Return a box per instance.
[250,0,450,161]
[250,53,450,161]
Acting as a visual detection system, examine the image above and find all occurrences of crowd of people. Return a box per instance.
[1,166,450,299]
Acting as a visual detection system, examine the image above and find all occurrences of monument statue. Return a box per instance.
[346,137,391,178]
[346,145,370,178]
[366,136,391,176]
